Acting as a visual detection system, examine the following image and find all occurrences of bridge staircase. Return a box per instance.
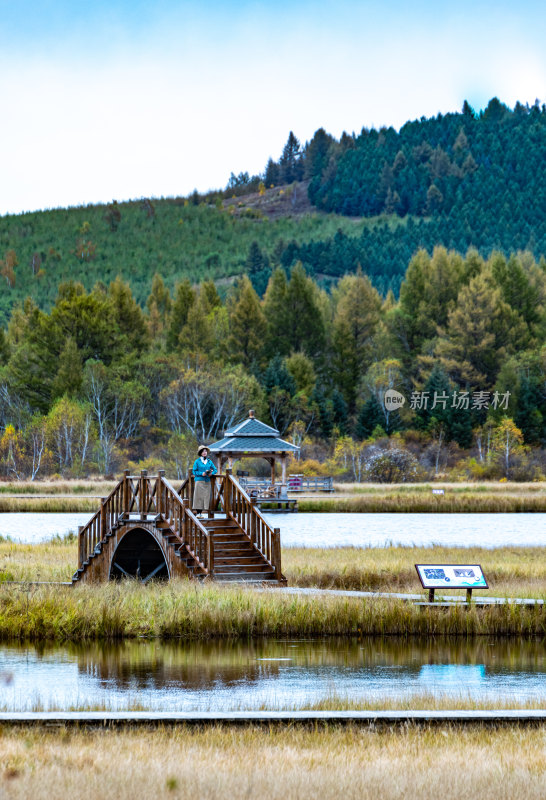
[72,470,285,585]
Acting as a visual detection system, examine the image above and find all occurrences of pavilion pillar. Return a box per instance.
[270,457,276,485]
[280,455,288,499]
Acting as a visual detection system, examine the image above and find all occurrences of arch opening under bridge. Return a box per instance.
[109,527,169,583]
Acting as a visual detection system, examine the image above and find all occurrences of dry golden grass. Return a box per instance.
[0,479,116,495]
[298,481,546,512]
[334,481,546,494]
[0,537,76,582]
[284,545,546,597]
[3,479,546,512]
[0,579,544,641]
[3,539,544,599]
[0,497,99,512]
[4,693,545,713]
[1,726,545,800]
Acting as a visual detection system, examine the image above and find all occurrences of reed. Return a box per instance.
[0,497,99,512]
[284,545,546,596]
[1,725,545,800]
[0,581,544,641]
[2,540,545,597]
[299,493,546,512]
[2,693,545,713]
[333,481,546,494]
[0,480,116,495]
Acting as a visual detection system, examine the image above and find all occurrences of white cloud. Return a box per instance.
[0,4,545,214]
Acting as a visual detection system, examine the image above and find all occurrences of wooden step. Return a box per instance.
[214,564,275,574]
[214,572,277,582]
[214,556,265,566]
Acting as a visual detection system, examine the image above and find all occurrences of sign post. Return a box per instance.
[415,564,488,603]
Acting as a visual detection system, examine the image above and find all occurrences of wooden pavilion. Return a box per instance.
[208,410,299,497]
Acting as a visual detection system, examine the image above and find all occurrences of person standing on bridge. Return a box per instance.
[192,445,217,518]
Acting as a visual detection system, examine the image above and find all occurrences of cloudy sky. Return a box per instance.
[1,0,545,215]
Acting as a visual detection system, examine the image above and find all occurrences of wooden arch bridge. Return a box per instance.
[73,470,285,585]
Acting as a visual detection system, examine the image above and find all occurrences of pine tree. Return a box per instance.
[146,273,172,342]
[167,279,195,352]
[332,389,348,434]
[52,337,83,399]
[108,276,149,354]
[284,263,326,361]
[356,395,383,439]
[0,327,9,365]
[227,276,267,366]
[263,267,290,358]
[332,271,381,412]
[436,272,527,389]
[279,132,303,183]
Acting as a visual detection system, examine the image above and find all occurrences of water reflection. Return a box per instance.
[1,638,545,711]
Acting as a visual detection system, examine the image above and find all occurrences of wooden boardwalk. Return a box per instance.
[2,710,545,727]
[266,587,544,606]
[72,471,286,585]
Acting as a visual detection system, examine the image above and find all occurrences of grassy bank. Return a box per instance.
[300,491,546,513]
[3,539,545,598]
[1,480,546,512]
[285,545,546,596]
[0,497,99,513]
[0,480,116,495]
[0,581,544,641]
[1,725,545,800]
[3,694,546,714]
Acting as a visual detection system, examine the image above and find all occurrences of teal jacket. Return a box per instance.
[192,457,217,482]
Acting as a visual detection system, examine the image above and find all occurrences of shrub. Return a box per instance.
[364,447,422,483]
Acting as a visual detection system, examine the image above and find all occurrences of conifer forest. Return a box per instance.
[1,98,545,481]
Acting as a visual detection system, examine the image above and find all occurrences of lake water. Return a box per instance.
[0,638,544,712]
[1,511,545,548]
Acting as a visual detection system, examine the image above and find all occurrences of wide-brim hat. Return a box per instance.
[197,445,209,455]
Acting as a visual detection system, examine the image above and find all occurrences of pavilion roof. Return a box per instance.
[209,412,299,454]
[209,435,299,453]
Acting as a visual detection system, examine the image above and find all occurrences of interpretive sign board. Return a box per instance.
[415,564,488,603]
[415,564,488,589]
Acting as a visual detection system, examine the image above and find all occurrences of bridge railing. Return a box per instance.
[225,471,282,581]
[160,476,213,575]
[77,469,282,581]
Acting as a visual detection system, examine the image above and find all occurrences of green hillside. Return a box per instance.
[2,96,546,330]
[0,191,382,325]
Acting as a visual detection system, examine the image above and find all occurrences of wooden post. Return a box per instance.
[140,469,147,520]
[123,469,130,516]
[78,526,85,568]
[225,468,232,516]
[100,498,107,541]
[273,528,282,581]
[270,457,275,485]
[466,588,473,603]
[428,588,435,603]
[280,455,288,500]
[157,470,165,516]
[189,468,194,512]
[208,532,215,577]
[250,497,257,545]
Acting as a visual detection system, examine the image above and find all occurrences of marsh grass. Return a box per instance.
[300,493,546,512]
[2,480,546,513]
[1,725,545,800]
[0,480,116,495]
[0,497,99,512]
[333,481,546,494]
[284,545,546,596]
[2,693,545,714]
[0,580,544,641]
[2,540,545,597]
